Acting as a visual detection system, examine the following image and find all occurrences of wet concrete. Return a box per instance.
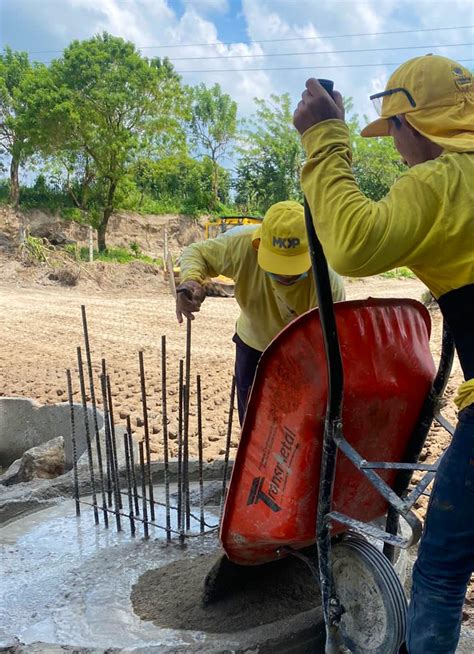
[0,486,324,654]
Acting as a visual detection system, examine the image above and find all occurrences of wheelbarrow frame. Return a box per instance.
[303,200,455,651]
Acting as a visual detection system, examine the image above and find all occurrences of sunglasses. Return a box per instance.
[370,87,417,116]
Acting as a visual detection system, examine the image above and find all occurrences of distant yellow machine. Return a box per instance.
[204,215,263,239]
[166,215,263,298]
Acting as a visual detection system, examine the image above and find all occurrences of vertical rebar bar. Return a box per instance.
[77,346,99,524]
[196,374,205,533]
[139,441,149,540]
[184,319,192,530]
[182,383,190,532]
[126,415,140,516]
[106,370,122,509]
[66,369,80,517]
[138,351,155,521]
[100,361,115,507]
[177,359,184,533]
[80,305,108,524]
[100,372,121,532]
[123,432,136,537]
[219,375,236,523]
[161,335,171,542]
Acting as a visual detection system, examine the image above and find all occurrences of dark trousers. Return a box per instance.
[406,404,474,653]
[233,333,262,426]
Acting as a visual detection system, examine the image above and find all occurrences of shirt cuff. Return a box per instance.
[301,119,350,157]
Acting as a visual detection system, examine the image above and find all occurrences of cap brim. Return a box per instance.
[258,245,311,276]
[361,117,390,138]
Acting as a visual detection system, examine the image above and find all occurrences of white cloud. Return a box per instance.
[238,0,474,124]
[182,0,229,14]
[65,0,178,45]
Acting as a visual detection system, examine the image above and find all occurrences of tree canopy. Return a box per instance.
[0,47,34,207]
[234,93,304,213]
[21,33,185,249]
[189,83,237,209]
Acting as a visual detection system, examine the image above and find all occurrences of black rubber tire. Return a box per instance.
[331,534,407,654]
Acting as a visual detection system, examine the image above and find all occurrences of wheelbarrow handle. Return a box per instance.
[303,198,344,422]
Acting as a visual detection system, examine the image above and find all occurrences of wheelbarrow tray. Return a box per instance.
[220,298,436,565]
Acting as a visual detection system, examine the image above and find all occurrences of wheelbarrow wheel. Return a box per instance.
[331,534,407,654]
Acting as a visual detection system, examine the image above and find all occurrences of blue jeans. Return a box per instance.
[233,333,262,426]
[406,404,474,654]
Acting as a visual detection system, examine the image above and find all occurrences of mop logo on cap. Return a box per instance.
[451,65,472,92]
[272,236,300,249]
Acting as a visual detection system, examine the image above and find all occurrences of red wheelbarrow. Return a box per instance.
[209,201,455,654]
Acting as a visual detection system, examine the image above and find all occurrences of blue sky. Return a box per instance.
[1,0,473,122]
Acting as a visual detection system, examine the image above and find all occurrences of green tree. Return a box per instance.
[346,103,405,200]
[189,83,237,209]
[22,34,185,250]
[234,93,304,212]
[133,154,230,212]
[0,47,33,207]
[236,95,404,211]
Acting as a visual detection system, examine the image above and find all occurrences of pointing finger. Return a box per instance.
[332,90,344,111]
[305,78,324,96]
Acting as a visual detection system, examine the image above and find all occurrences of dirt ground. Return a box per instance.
[0,265,441,460]
[0,207,472,624]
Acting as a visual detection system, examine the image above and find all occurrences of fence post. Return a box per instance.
[89,225,94,263]
[163,226,168,272]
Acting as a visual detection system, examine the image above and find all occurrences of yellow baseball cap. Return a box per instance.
[252,201,310,275]
[361,55,474,152]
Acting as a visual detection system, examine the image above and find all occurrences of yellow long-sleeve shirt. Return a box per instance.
[301,119,474,409]
[180,225,345,352]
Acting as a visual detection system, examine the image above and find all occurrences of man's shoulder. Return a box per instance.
[404,151,474,188]
[215,225,257,254]
[217,224,258,240]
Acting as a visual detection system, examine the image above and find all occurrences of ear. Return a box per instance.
[399,115,422,138]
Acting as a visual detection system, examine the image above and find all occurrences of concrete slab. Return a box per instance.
[0,397,102,469]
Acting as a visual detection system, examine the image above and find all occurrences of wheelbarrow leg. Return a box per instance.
[317,420,345,654]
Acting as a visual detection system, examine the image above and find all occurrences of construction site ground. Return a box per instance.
[0,207,472,627]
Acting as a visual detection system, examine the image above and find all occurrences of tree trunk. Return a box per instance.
[97,179,117,252]
[10,155,20,209]
[97,219,108,252]
[211,159,219,210]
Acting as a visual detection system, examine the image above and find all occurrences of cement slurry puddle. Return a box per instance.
[0,484,228,651]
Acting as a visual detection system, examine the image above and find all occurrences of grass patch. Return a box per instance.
[380,267,416,280]
[64,244,162,267]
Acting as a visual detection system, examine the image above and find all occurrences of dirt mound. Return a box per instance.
[131,552,320,633]
[0,206,206,258]
[0,206,208,293]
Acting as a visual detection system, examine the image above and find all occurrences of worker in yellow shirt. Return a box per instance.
[175,200,345,424]
[293,55,473,654]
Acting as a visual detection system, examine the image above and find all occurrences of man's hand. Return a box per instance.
[293,79,345,135]
[176,280,205,324]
